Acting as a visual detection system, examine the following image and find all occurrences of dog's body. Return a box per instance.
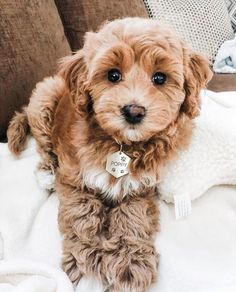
[7,18,212,291]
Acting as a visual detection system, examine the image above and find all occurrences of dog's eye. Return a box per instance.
[107,69,122,83]
[152,72,166,85]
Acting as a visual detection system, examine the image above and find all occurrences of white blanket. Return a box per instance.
[1,100,236,291]
[159,90,236,205]
[0,140,74,292]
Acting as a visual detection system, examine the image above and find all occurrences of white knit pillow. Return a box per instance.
[225,0,236,31]
[143,0,234,61]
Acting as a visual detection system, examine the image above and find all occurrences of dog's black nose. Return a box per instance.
[121,104,146,124]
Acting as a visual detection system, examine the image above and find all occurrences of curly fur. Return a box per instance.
[7,18,212,291]
[7,107,29,156]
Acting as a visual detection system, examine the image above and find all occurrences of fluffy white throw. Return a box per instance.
[159,90,236,203]
[213,34,236,73]
[1,90,236,291]
[0,140,74,292]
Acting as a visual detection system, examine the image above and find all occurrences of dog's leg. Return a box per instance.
[103,194,159,292]
[27,76,65,173]
[25,76,66,191]
[58,181,107,285]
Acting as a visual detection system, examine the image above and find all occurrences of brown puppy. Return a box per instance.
[7,18,212,292]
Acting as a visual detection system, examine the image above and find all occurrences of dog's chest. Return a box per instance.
[82,167,157,200]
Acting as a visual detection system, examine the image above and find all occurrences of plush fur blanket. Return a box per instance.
[0,91,236,292]
[159,90,236,205]
[0,139,74,292]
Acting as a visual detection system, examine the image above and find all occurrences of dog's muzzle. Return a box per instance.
[121,104,146,124]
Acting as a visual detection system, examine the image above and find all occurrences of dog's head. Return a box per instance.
[59,18,212,144]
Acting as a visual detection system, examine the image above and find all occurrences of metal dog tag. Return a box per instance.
[106,150,131,178]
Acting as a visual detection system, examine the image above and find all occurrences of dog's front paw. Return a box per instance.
[62,249,83,284]
[35,169,55,191]
[104,238,159,292]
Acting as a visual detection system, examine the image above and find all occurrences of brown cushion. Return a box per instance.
[0,1,71,141]
[207,74,236,92]
[54,0,148,50]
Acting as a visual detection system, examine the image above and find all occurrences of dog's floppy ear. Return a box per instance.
[59,50,89,116]
[182,51,213,119]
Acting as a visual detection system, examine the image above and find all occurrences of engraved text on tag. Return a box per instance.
[106,151,131,178]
